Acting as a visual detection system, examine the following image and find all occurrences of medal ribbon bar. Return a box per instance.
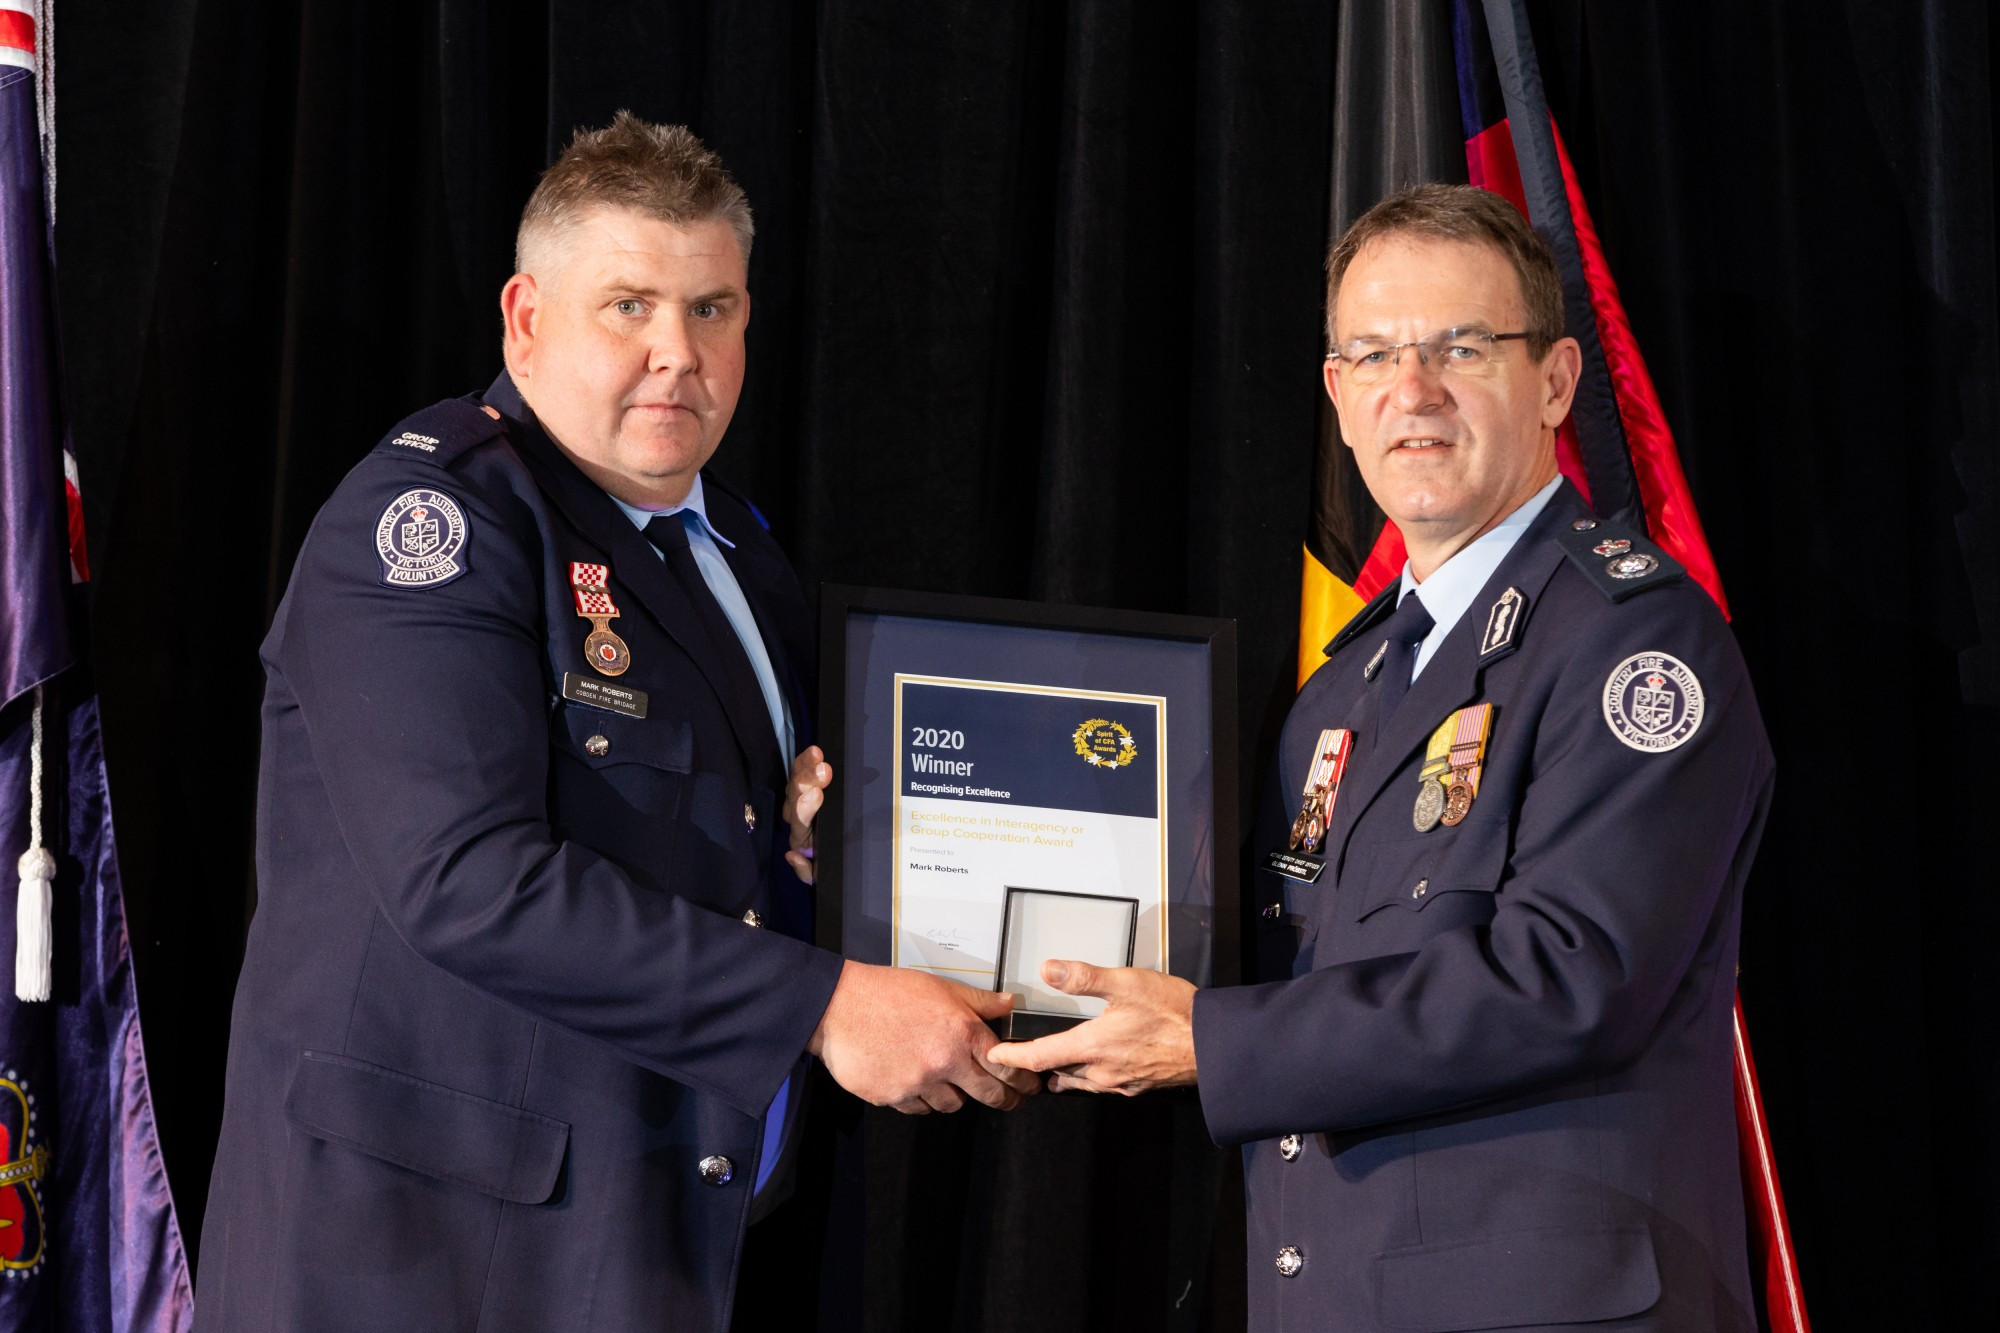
[571,562,620,616]
[1448,704,1493,793]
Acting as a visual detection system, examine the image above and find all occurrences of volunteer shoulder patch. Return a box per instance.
[376,488,469,588]
[1602,651,1704,753]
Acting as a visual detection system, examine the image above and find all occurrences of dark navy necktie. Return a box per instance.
[642,512,777,776]
[1374,591,1434,721]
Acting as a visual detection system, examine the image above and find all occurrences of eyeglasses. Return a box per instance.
[1326,328,1534,385]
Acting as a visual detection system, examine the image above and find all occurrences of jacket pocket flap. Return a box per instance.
[1348,817,1509,922]
[285,1051,569,1205]
[553,702,694,773]
[1375,1226,1659,1331]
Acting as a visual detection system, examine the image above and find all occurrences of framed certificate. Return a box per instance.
[817,585,1238,995]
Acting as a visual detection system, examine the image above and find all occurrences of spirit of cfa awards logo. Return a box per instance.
[1072,718,1138,770]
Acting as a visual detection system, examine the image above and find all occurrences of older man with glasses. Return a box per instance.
[994,183,1773,1333]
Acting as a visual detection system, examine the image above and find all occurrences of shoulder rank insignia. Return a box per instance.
[376,488,469,589]
[1556,514,1686,603]
[370,396,510,470]
[1603,651,1704,752]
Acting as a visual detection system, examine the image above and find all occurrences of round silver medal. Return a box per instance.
[1412,777,1446,831]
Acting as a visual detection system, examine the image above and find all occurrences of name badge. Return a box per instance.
[1263,849,1326,883]
[562,672,649,719]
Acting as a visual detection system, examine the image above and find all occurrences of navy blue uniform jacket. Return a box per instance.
[195,375,844,1332]
[1194,483,1772,1332]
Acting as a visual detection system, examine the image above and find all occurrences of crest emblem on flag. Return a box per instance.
[1602,651,1705,752]
[376,488,469,588]
[0,1070,48,1275]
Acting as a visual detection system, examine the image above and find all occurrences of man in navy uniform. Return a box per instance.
[196,115,1033,1332]
[994,184,1772,1331]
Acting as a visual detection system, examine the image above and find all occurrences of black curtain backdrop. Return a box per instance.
[48,2,1999,1328]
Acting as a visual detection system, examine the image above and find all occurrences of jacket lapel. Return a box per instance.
[486,375,784,782]
[705,492,816,743]
[1329,485,1584,870]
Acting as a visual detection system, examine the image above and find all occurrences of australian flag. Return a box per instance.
[0,9,194,1329]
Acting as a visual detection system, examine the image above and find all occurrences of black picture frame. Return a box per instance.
[816,583,1238,991]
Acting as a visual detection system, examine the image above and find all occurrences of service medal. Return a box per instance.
[1411,714,1456,833]
[1413,777,1446,831]
[1440,779,1475,826]
[1289,729,1353,854]
[1438,704,1495,826]
[584,626,631,675]
[571,562,632,678]
[1288,796,1316,850]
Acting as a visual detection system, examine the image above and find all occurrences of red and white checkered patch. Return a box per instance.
[570,562,609,590]
[574,589,618,616]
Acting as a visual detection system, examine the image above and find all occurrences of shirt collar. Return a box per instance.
[1397,473,1563,646]
[481,373,735,550]
[606,475,737,549]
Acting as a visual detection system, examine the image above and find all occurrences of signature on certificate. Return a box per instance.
[924,926,977,951]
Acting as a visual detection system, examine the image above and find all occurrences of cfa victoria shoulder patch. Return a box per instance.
[376,488,469,588]
[1602,651,1704,753]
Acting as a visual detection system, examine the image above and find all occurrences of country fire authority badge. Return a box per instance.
[1602,651,1704,753]
[376,488,469,588]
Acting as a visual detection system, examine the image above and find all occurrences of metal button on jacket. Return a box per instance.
[1275,1246,1304,1278]
[1412,878,1428,900]
[742,909,763,928]
[584,734,610,757]
[697,1155,734,1187]
[742,803,757,831]
[1279,1134,1303,1162]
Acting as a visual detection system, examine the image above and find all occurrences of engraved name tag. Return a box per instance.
[1263,849,1326,884]
[562,672,649,719]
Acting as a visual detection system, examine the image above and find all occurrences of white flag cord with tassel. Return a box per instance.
[17,683,55,1001]
[14,6,60,1001]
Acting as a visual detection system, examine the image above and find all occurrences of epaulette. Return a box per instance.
[369,396,511,470]
[1555,513,1686,603]
[1326,583,1400,656]
[701,468,773,532]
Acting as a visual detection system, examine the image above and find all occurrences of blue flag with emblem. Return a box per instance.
[0,11,194,1328]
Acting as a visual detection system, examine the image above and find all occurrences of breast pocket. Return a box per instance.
[552,701,694,774]
[1346,809,1511,925]
[549,704,694,873]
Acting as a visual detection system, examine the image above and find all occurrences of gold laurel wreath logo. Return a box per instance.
[1072,718,1138,769]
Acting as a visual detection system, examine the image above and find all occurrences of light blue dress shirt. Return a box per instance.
[1396,473,1563,681]
[609,475,797,1198]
